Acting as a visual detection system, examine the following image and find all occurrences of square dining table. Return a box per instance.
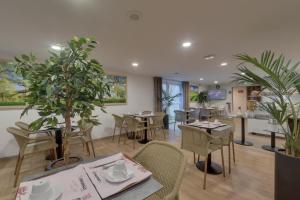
[21,155,163,200]
[187,121,229,175]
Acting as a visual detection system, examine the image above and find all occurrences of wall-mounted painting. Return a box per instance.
[104,74,127,105]
[0,61,26,108]
[189,84,199,102]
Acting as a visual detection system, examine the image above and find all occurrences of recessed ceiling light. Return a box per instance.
[132,62,139,67]
[182,42,192,48]
[241,72,245,75]
[51,44,62,51]
[204,55,215,60]
[214,81,218,84]
[199,78,204,81]
[220,62,228,66]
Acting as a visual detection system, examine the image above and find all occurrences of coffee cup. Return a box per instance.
[112,160,128,179]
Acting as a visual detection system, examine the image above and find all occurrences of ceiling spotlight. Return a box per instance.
[204,55,215,60]
[220,62,228,66]
[199,78,204,81]
[182,42,192,48]
[132,62,139,67]
[241,72,246,75]
[214,81,218,84]
[51,44,63,51]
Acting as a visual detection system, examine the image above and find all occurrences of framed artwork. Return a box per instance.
[104,74,127,105]
[0,61,26,109]
[189,84,199,102]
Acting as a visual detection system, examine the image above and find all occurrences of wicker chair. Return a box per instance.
[178,125,225,189]
[68,123,96,157]
[212,117,236,173]
[174,110,195,131]
[133,141,186,200]
[123,116,148,149]
[112,114,127,143]
[149,114,166,140]
[6,127,57,187]
[15,121,52,136]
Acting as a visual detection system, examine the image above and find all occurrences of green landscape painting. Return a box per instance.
[0,62,26,107]
[189,84,199,102]
[104,75,127,104]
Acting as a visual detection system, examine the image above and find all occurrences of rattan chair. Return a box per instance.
[133,141,186,200]
[178,125,225,189]
[174,110,195,131]
[212,117,236,173]
[149,114,166,140]
[6,127,57,187]
[68,123,96,157]
[112,114,127,143]
[142,111,152,115]
[123,116,148,149]
[15,121,52,136]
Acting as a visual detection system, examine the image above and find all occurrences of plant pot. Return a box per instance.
[47,156,83,170]
[163,114,169,129]
[275,150,300,200]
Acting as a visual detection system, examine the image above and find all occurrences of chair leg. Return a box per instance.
[221,147,226,177]
[228,144,231,174]
[90,141,96,158]
[14,155,24,187]
[193,152,196,164]
[86,142,91,156]
[203,156,208,190]
[118,127,123,144]
[232,141,236,164]
[133,132,136,149]
[14,153,20,175]
[112,126,116,140]
[53,147,57,160]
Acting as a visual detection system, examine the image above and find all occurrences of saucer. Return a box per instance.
[104,167,134,183]
[29,185,62,200]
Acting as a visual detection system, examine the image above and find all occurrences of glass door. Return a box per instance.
[162,79,183,122]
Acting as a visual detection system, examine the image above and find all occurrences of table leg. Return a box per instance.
[196,128,223,175]
[262,131,279,152]
[234,117,253,146]
[139,118,151,144]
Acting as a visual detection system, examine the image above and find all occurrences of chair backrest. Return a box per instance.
[133,141,186,200]
[174,110,186,122]
[6,127,30,148]
[15,121,31,135]
[80,123,94,138]
[112,114,125,128]
[124,116,140,132]
[151,115,164,127]
[178,125,213,156]
[142,111,152,115]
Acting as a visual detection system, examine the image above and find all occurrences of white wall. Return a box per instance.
[0,73,154,158]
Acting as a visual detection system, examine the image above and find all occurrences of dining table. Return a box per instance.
[129,113,157,144]
[188,121,230,175]
[20,154,163,200]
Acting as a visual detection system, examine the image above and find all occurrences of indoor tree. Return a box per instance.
[233,50,300,156]
[13,36,110,163]
[191,91,209,107]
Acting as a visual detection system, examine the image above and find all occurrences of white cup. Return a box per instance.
[30,180,53,200]
[112,160,128,179]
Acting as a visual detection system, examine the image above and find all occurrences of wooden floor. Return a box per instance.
[0,121,283,200]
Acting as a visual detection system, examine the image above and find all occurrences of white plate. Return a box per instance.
[104,168,134,183]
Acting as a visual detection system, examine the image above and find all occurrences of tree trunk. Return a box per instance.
[63,98,72,165]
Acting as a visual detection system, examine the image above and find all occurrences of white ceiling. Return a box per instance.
[1,0,300,84]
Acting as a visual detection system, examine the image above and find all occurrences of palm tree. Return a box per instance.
[233,50,300,156]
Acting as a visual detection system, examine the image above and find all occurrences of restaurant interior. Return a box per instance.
[1,1,300,200]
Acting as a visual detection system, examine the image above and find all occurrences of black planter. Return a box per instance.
[163,114,169,129]
[47,156,83,170]
[275,151,300,200]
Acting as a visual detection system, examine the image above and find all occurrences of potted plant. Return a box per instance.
[161,90,181,129]
[191,91,209,107]
[233,50,300,200]
[12,36,110,166]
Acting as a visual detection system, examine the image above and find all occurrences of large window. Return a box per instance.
[162,79,183,121]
